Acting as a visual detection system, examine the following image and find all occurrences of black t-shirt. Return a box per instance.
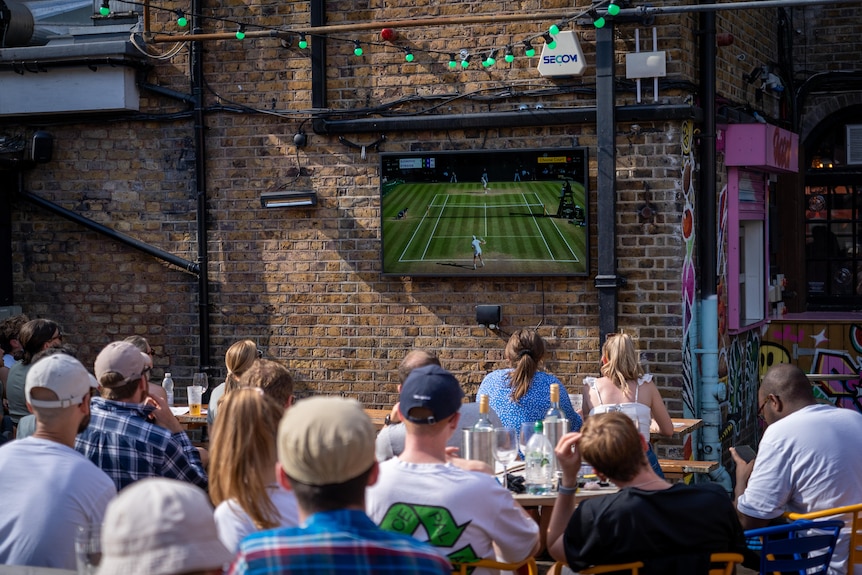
[563,483,749,575]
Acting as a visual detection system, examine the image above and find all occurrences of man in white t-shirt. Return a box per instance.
[366,365,539,574]
[732,363,862,575]
[0,353,117,568]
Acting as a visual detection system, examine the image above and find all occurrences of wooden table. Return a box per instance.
[652,418,703,438]
[365,408,391,430]
[514,483,619,507]
[175,405,208,430]
[0,567,76,575]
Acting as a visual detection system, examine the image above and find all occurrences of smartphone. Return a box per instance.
[735,445,757,463]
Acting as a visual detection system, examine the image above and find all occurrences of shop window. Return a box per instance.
[804,116,862,310]
[728,169,769,332]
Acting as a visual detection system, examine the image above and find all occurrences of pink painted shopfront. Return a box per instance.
[721,123,799,334]
[724,123,862,414]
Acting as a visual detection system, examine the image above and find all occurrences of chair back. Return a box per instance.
[745,519,844,575]
[547,561,643,574]
[549,552,741,575]
[450,557,538,575]
[708,552,744,575]
[786,502,862,572]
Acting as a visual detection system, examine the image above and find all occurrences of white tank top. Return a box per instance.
[588,375,653,440]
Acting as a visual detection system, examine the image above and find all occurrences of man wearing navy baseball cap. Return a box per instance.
[366,365,539,575]
[398,363,464,424]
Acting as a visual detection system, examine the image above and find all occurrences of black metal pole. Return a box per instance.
[594,24,620,342]
[699,10,717,296]
[191,2,211,372]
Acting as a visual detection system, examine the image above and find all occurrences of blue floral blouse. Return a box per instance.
[476,369,583,434]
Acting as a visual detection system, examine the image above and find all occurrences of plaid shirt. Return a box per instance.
[228,509,451,575]
[74,397,207,491]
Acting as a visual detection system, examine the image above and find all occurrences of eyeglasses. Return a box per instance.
[146,349,155,357]
[757,394,777,421]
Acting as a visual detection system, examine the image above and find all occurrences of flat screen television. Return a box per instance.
[380,148,589,277]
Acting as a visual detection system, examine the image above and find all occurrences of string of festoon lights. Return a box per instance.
[128,0,622,70]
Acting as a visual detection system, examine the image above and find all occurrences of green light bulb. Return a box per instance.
[461,59,469,68]
[547,39,557,49]
[486,56,495,66]
[298,37,308,49]
[594,17,606,28]
[549,24,560,35]
[505,53,514,63]
[607,3,620,15]
[448,59,457,69]
[177,16,188,27]
[405,52,414,62]
[526,47,536,57]
[99,4,110,16]
[354,44,363,56]
[236,30,245,40]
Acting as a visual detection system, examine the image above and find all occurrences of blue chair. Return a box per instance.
[744,519,844,575]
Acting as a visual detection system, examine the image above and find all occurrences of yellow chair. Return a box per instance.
[451,557,538,575]
[547,561,643,574]
[786,502,862,572]
[708,552,744,575]
[546,552,742,575]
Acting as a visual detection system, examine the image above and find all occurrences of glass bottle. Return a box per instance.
[162,372,174,406]
[525,421,554,494]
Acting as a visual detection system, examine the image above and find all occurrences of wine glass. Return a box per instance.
[192,372,208,394]
[493,427,519,489]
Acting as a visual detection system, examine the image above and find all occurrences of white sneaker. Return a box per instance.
[473,265,477,269]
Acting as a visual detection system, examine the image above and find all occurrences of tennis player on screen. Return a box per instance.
[471,235,486,269]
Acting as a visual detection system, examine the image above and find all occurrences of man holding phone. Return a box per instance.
[732,363,862,575]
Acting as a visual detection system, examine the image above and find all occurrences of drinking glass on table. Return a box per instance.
[188,385,204,417]
[192,372,208,393]
[519,421,537,458]
[493,427,519,489]
[75,523,101,575]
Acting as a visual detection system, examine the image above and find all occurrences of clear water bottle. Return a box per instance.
[162,372,174,406]
[525,421,554,494]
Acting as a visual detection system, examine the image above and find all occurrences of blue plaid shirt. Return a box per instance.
[74,396,207,491]
[228,509,451,575]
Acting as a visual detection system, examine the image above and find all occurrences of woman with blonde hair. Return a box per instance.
[582,332,673,477]
[207,339,259,430]
[209,387,299,551]
[477,328,581,434]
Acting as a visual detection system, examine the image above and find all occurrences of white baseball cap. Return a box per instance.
[25,353,96,409]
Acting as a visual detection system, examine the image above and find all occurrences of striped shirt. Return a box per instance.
[74,396,207,491]
[228,509,451,575]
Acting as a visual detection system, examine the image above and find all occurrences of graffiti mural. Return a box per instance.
[681,119,697,418]
[761,321,862,412]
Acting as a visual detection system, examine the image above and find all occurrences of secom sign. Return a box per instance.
[536,31,586,77]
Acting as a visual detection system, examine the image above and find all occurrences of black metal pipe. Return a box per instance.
[311,104,701,135]
[190,1,211,371]
[139,82,196,105]
[310,0,326,109]
[699,9,717,297]
[16,187,200,275]
[594,25,619,342]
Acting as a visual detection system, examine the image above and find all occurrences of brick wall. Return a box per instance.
[2,0,789,414]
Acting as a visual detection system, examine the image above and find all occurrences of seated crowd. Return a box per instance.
[1,317,861,575]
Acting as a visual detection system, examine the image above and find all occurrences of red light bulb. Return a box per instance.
[380,28,396,42]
